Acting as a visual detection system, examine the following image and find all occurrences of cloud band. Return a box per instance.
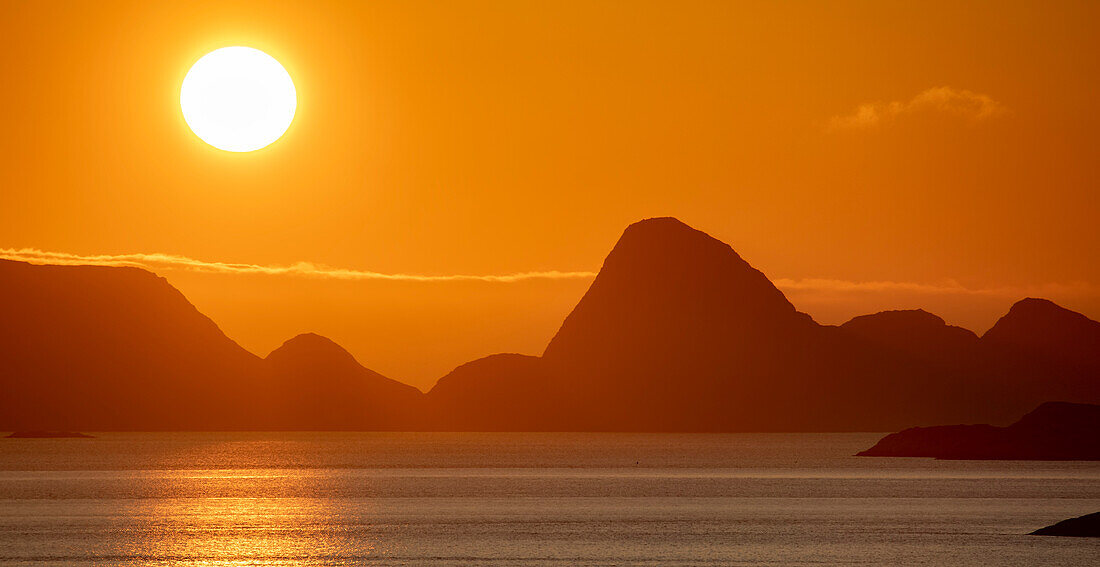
[2,248,1093,299]
[0,248,597,283]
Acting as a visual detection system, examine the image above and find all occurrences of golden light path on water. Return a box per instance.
[125,495,375,565]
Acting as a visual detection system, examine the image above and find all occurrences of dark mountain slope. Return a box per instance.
[0,259,264,430]
[841,309,979,357]
[977,298,1100,413]
[0,260,424,430]
[983,298,1100,366]
[264,333,423,429]
[425,353,558,430]
[537,218,1009,430]
[434,218,1099,431]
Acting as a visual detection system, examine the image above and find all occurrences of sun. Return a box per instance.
[180,47,297,152]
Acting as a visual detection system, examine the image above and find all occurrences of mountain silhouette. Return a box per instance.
[3,217,1099,431]
[264,333,423,429]
[858,401,1100,460]
[977,298,1100,414]
[840,309,979,357]
[0,260,420,430]
[429,218,1100,431]
[537,217,831,430]
[425,353,557,430]
[983,298,1100,366]
[0,259,264,430]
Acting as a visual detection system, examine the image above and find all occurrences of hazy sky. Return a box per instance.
[2,1,1098,389]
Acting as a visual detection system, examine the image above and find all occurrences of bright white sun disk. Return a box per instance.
[180,47,296,152]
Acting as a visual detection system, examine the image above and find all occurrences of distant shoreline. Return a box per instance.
[5,431,94,439]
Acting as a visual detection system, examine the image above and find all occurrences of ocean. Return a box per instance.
[0,432,1097,566]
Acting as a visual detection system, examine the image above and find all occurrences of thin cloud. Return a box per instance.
[774,278,1098,299]
[3,247,1093,299]
[0,248,597,283]
[829,87,1007,130]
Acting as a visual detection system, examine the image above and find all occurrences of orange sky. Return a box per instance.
[2,1,1098,390]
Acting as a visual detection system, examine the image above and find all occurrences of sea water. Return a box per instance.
[0,432,1097,566]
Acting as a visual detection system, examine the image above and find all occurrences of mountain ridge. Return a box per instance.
[2,217,1098,432]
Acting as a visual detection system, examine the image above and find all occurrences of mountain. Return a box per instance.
[3,217,1099,432]
[264,333,423,429]
[0,259,419,430]
[536,217,851,430]
[425,353,559,430]
[976,298,1100,407]
[857,402,1100,460]
[835,309,1005,421]
[840,310,978,358]
[983,298,1100,366]
[0,259,267,430]
[542,218,807,427]
[432,218,1100,431]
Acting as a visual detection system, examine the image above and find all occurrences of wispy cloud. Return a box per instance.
[829,87,1007,130]
[0,248,597,283]
[3,247,1094,300]
[774,278,1098,299]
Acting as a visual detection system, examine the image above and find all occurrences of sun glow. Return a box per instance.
[180,47,296,152]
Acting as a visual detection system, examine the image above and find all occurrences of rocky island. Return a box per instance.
[1031,512,1100,537]
[858,402,1100,460]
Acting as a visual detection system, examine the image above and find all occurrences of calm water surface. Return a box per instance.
[0,432,1097,566]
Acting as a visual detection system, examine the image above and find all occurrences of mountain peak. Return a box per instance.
[1006,297,1076,317]
[983,298,1100,368]
[262,333,423,428]
[841,309,978,355]
[611,217,748,264]
[590,217,795,308]
[844,309,948,329]
[620,216,696,236]
[543,216,813,370]
[984,298,1099,342]
[266,333,359,367]
[280,332,344,349]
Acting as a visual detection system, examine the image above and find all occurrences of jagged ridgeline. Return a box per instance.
[2,218,1098,431]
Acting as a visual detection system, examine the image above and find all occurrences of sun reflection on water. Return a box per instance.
[113,472,380,566]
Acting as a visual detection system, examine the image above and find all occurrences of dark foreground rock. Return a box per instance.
[858,402,1100,460]
[1031,512,1100,537]
[6,431,94,438]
